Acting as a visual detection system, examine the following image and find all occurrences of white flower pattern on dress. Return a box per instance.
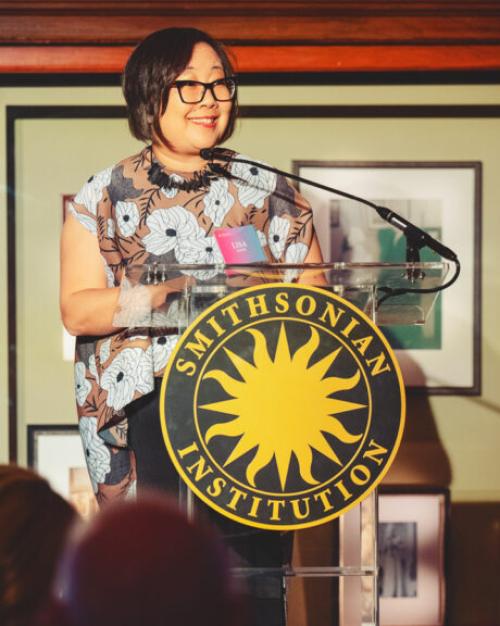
[268,216,290,260]
[160,174,185,199]
[231,155,277,208]
[68,204,97,235]
[137,345,154,390]
[142,206,202,256]
[74,167,112,215]
[100,347,154,411]
[284,241,309,282]
[101,256,115,287]
[88,354,99,383]
[107,218,115,238]
[151,298,188,329]
[79,416,111,493]
[286,242,308,263]
[257,230,268,249]
[116,201,140,237]
[152,335,179,373]
[99,338,111,364]
[203,178,234,226]
[177,235,224,280]
[74,361,92,407]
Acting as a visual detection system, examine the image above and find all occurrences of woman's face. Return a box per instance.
[155,42,233,161]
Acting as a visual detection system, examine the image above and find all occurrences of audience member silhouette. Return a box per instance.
[56,493,243,626]
[0,464,76,626]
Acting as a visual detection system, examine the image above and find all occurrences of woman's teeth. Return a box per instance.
[189,117,217,127]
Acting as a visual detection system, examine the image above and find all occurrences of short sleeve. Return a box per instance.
[69,166,113,236]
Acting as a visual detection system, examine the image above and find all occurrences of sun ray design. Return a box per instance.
[201,324,365,491]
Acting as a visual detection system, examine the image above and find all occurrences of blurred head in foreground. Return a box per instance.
[58,493,240,626]
[0,464,76,626]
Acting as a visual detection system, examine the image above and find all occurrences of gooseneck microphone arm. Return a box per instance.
[201,148,458,263]
[200,148,461,301]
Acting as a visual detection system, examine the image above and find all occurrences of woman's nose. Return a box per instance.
[201,85,217,106]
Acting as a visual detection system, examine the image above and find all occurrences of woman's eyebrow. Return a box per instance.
[184,64,223,71]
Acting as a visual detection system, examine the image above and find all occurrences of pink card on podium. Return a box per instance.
[214,225,267,264]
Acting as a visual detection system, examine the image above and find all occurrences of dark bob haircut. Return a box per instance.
[122,27,238,147]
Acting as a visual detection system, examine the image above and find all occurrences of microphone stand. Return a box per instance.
[201,149,461,305]
[405,236,425,282]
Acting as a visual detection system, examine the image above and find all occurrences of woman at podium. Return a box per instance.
[60,25,322,625]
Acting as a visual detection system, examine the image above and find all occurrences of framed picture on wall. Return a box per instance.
[28,425,97,519]
[378,487,448,626]
[292,161,481,394]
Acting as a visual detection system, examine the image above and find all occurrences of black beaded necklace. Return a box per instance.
[147,148,230,192]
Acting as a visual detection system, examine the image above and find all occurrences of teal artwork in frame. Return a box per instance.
[293,160,480,394]
[325,193,444,352]
[378,225,443,351]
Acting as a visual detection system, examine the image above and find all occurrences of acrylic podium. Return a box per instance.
[121,260,450,626]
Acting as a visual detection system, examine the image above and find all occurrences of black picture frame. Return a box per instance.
[292,160,481,395]
[377,486,449,626]
[7,102,492,460]
[27,424,98,519]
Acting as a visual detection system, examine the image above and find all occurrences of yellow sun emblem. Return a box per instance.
[200,323,365,492]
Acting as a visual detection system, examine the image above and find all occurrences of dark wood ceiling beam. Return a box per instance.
[0,16,499,44]
[1,1,499,16]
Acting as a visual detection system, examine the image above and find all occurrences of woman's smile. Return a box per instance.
[187,114,219,128]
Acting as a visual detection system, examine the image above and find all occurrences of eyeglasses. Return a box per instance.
[172,77,237,104]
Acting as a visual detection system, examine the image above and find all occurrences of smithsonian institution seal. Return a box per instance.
[160,283,405,530]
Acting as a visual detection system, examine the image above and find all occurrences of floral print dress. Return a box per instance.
[70,146,315,503]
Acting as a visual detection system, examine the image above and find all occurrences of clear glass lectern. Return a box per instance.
[120,261,449,626]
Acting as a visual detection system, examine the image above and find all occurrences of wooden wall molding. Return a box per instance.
[1,44,499,75]
[1,16,500,44]
[1,2,500,44]
[0,2,499,79]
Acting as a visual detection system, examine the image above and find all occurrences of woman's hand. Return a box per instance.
[60,215,190,336]
[148,275,194,309]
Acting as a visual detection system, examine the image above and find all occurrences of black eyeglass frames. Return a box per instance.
[172,77,237,104]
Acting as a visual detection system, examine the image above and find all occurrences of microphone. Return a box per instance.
[200,148,216,160]
[374,206,457,262]
[200,147,232,162]
[200,148,458,263]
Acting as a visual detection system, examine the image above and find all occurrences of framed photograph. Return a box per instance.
[378,487,448,626]
[292,161,481,394]
[28,425,98,519]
